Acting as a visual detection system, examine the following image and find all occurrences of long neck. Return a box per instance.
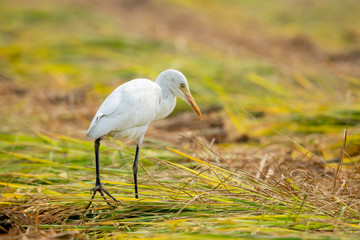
[155,79,176,120]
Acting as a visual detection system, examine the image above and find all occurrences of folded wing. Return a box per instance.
[87,79,161,140]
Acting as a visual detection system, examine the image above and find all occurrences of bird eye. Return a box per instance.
[180,83,185,88]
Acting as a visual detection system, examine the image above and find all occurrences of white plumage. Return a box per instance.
[86,69,202,207]
[87,79,162,142]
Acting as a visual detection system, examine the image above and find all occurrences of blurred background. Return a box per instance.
[1,0,360,159]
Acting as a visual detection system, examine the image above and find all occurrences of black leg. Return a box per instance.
[95,138,101,186]
[86,138,120,209]
[133,144,140,199]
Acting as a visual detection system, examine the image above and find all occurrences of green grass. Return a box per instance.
[1,134,360,239]
[1,0,360,239]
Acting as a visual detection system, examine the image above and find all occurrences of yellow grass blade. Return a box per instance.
[167,147,236,177]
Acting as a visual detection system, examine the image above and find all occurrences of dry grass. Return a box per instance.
[1,133,360,239]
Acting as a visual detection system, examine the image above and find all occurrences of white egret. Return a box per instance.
[86,69,202,207]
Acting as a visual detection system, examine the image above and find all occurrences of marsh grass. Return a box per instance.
[1,133,360,239]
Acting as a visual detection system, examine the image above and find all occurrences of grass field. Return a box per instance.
[1,0,360,239]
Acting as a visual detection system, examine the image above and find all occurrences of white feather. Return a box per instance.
[87,78,161,141]
[86,69,201,145]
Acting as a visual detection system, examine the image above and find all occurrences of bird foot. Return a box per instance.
[85,184,121,209]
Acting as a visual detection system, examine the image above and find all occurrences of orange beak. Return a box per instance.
[181,89,202,120]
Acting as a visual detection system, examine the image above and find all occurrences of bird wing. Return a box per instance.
[87,79,161,139]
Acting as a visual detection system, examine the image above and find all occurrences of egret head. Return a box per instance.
[156,69,202,119]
